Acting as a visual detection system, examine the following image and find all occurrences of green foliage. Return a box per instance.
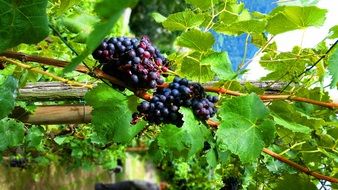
[267,6,327,35]
[0,118,25,151]
[85,84,145,144]
[217,94,276,163]
[176,29,215,51]
[162,10,206,31]
[157,108,211,159]
[0,76,18,119]
[328,47,338,87]
[269,101,312,134]
[276,174,317,190]
[129,0,186,51]
[206,52,236,80]
[259,47,316,81]
[0,0,49,52]
[329,25,338,39]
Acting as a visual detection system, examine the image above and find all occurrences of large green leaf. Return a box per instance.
[203,52,236,80]
[0,76,18,119]
[328,47,338,88]
[0,118,25,151]
[214,19,267,35]
[85,84,144,144]
[65,0,138,72]
[26,127,44,148]
[272,114,311,134]
[163,10,205,31]
[0,0,49,52]
[180,56,215,83]
[61,13,99,43]
[157,108,211,158]
[216,94,275,163]
[260,48,310,81]
[176,29,214,51]
[180,51,235,82]
[267,6,327,35]
[185,0,211,10]
[269,101,314,133]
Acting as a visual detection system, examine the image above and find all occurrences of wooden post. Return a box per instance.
[12,105,92,125]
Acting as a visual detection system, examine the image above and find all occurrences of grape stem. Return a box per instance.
[262,148,338,183]
[1,51,337,109]
[203,86,338,109]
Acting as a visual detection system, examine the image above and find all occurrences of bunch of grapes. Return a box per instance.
[192,96,218,120]
[92,36,169,89]
[9,157,28,168]
[132,77,218,126]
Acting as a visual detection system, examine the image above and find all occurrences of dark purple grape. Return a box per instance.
[149,72,157,80]
[143,51,151,58]
[171,89,180,97]
[131,75,139,83]
[128,50,136,58]
[169,82,180,89]
[149,80,157,88]
[133,57,141,64]
[138,101,150,112]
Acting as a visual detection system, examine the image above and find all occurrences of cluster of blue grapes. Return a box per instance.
[92,36,169,89]
[132,77,218,126]
[9,157,28,168]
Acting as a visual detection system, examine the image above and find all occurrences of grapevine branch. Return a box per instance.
[262,148,338,183]
[204,86,338,109]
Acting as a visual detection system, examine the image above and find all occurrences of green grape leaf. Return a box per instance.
[214,19,267,35]
[267,6,327,35]
[180,56,215,83]
[157,108,210,158]
[151,12,166,23]
[185,0,211,10]
[202,52,236,80]
[0,0,49,52]
[0,118,25,151]
[26,127,44,148]
[216,94,275,163]
[276,174,317,190]
[61,14,99,41]
[206,149,217,168]
[272,114,311,134]
[85,84,144,144]
[65,0,138,72]
[176,29,215,51]
[0,76,18,119]
[328,47,338,88]
[51,0,78,16]
[269,101,314,134]
[163,10,205,31]
[329,25,338,39]
[260,49,308,81]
